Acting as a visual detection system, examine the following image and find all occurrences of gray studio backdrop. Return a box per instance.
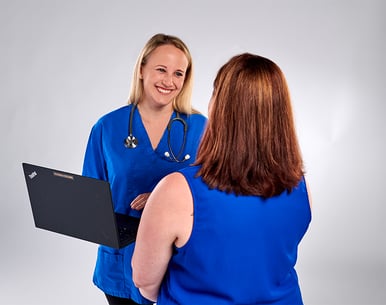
[1,1,385,304]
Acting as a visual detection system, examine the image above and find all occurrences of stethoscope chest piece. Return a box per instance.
[124,135,138,148]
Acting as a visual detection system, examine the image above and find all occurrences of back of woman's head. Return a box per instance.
[128,33,194,114]
[196,53,304,197]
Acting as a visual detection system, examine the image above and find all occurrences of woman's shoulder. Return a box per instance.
[149,172,191,211]
[186,112,207,126]
[97,105,130,123]
[91,105,131,130]
[178,164,200,175]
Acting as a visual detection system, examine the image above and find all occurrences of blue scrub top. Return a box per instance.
[82,105,207,302]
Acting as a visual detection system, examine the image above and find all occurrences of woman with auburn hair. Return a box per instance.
[197,53,304,197]
[132,53,311,304]
[82,33,207,305]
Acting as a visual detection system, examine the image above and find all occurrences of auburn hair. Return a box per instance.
[195,53,304,197]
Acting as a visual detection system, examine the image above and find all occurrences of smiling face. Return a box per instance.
[140,44,189,110]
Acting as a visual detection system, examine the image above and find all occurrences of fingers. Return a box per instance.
[130,193,150,210]
[130,196,144,210]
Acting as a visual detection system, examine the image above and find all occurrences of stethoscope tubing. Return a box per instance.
[124,104,189,162]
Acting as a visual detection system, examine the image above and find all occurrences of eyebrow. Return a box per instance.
[155,65,186,73]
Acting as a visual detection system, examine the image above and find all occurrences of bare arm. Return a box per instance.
[132,172,193,302]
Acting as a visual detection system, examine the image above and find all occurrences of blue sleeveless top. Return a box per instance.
[157,165,311,305]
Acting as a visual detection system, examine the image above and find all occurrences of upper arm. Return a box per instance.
[132,172,193,299]
[82,122,107,180]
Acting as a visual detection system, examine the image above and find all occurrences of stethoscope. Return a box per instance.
[124,103,190,162]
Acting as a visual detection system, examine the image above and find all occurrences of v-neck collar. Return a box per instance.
[134,106,177,152]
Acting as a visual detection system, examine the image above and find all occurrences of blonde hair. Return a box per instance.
[128,33,194,114]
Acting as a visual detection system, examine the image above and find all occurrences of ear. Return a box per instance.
[139,67,143,79]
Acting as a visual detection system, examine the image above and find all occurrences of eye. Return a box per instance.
[175,71,185,77]
[156,67,167,73]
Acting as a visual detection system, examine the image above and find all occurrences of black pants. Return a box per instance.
[105,294,142,305]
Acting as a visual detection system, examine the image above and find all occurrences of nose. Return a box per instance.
[162,74,173,87]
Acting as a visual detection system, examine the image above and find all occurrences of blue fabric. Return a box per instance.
[157,165,311,305]
[82,105,207,303]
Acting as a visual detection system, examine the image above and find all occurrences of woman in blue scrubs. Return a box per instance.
[82,33,207,305]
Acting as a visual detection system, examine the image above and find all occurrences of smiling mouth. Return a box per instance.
[157,87,173,94]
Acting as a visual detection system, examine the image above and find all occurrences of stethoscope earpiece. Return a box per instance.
[164,152,190,161]
[124,104,189,162]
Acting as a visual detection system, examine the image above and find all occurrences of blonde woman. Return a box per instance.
[82,33,207,305]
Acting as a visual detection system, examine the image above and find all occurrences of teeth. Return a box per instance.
[157,87,172,94]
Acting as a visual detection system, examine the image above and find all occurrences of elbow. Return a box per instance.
[132,257,143,288]
[132,271,158,302]
[132,270,145,289]
[132,258,154,290]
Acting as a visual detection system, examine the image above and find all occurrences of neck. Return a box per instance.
[137,103,174,121]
